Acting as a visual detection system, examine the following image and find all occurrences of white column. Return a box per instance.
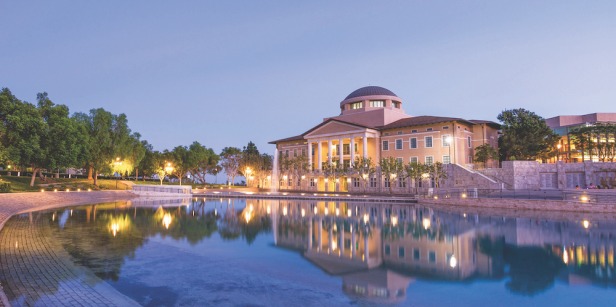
[363,135,368,158]
[350,136,355,164]
[339,137,343,165]
[308,142,313,171]
[328,139,333,165]
[317,141,322,171]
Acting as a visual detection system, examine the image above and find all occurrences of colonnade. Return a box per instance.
[307,134,372,171]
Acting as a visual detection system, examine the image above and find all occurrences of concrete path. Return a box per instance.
[0,191,137,307]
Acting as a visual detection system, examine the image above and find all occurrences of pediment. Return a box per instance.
[304,120,367,138]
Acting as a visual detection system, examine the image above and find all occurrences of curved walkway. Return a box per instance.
[0,191,137,307]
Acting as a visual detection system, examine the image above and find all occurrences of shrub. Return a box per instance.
[0,182,11,193]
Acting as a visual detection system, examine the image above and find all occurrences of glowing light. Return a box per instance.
[244,210,252,223]
[422,218,431,229]
[301,208,306,217]
[267,206,271,214]
[324,208,329,216]
[449,255,458,268]
[335,208,339,216]
[324,178,329,183]
[77,188,81,192]
[461,193,467,198]
[162,213,172,229]
[111,223,119,237]
[583,220,590,229]
[347,209,352,217]
[363,213,369,224]
[40,189,45,192]
[332,240,337,251]
[283,207,288,216]
[391,216,398,227]
[301,175,306,180]
[65,188,70,192]
[87,188,92,192]
[54,189,58,192]
[563,249,569,264]
[433,196,438,200]
[580,195,589,202]
[314,206,318,214]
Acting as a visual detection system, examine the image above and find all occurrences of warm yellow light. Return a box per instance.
[434,196,438,199]
[335,208,339,216]
[267,206,271,214]
[283,207,288,216]
[40,189,45,192]
[301,208,306,217]
[87,188,92,192]
[347,209,352,217]
[301,175,306,180]
[392,216,398,226]
[557,144,562,149]
[580,195,589,202]
[363,213,369,224]
[563,249,569,264]
[324,207,329,216]
[283,175,288,180]
[332,240,337,251]
[65,188,70,192]
[111,223,119,237]
[77,188,81,192]
[346,178,351,182]
[324,178,329,183]
[422,218,431,229]
[244,210,252,223]
[53,189,58,192]
[335,178,339,183]
[362,174,367,179]
[583,220,590,229]
[162,213,172,229]
[461,193,467,198]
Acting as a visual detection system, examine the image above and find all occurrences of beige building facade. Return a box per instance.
[269,86,500,193]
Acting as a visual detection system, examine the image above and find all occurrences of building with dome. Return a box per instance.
[269,86,500,193]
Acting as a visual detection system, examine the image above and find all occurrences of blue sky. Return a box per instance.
[1,1,615,154]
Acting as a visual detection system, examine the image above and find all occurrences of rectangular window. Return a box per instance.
[285,150,289,157]
[425,156,434,166]
[370,177,377,188]
[425,136,433,148]
[302,148,306,156]
[343,144,350,155]
[310,178,316,187]
[395,139,402,150]
[442,135,451,147]
[385,245,391,256]
[427,128,433,131]
[410,156,418,163]
[352,177,360,187]
[382,140,389,151]
[442,126,449,130]
[398,177,406,188]
[351,102,363,109]
[468,136,472,148]
[288,178,292,186]
[297,178,301,186]
[293,149,297,157]
[410,137,417,149]
[384,177,390,188]
[354,143,358,153]
[398,247,405,258]
[396,157,403,163]
[429,251,436,263]
[413,248,420,260]
[411,129,418,133]
[443,155,451,164]
[370,100,384,107]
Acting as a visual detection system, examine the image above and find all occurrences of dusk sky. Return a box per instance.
[1,1,615,155]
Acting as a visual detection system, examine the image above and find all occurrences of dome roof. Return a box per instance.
[344,86,398,100]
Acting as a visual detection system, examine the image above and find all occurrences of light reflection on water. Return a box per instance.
[1,198,616,306]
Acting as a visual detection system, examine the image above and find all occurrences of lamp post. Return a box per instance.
[113,157,123,189]
[557,143,562,162]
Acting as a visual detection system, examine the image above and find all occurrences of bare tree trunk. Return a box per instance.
[30,168,39,187]
[93,168,98,186]
[135,168,139,181]
[88,166,93,180]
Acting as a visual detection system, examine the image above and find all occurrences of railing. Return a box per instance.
[417,188,616,204]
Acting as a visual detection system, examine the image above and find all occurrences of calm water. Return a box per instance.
[1,197,615,306]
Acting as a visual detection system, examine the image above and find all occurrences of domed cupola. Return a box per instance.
[340,86,404,115]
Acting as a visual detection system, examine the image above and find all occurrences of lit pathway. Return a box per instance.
[0,191,137,307]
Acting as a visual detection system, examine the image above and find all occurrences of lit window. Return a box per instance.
[343,144,350,155]
[351,102,363,109]
[370,100,384,107]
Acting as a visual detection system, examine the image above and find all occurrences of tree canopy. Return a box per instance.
[498,108,559,161]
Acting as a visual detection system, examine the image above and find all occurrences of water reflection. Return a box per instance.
[1,198,616,306]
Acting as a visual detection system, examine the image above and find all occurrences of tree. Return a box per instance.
[379,157,403,194]
[474,144,499,168]
[405,161,429,194]
[126,134,147,179]
[187,142,219,185]
[498,108,559,161]
[429,162,447,188]
[351,156,375,192]
[220,147,242,185]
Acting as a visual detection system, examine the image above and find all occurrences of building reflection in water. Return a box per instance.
[257,199,616,301]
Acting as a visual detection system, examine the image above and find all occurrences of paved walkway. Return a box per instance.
[0,191,137,307]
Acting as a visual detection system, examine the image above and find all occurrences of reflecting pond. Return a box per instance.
[1,197,615,306]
